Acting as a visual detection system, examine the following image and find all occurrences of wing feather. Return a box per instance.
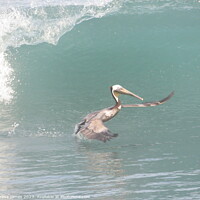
[122,91,174,108]
[79,119,118,142]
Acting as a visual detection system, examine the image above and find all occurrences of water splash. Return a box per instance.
[0,52,14,104]
[0,0,121,104]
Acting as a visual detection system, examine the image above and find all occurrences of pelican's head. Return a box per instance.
[111,85,143,102]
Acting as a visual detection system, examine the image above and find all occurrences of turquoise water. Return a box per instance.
[0,0,200,199]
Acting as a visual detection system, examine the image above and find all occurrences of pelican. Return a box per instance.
[74,85,174,142]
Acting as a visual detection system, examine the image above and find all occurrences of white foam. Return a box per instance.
[0,52,14,104]
[0,0,120,104]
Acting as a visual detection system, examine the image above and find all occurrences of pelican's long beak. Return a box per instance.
[119,88,143,101]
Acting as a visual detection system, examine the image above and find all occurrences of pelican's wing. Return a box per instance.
[80,119,118,142]
[122,91,174,108]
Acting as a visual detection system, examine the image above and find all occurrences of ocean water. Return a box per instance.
[0,0,200,199]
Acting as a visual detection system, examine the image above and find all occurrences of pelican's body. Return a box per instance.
[74,85,174,142]
[85,104,120,123]
[74,103,121,142]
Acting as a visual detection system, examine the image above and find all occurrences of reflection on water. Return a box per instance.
[0,140,17,193]
[77,142,124,176]
[0,135,200,199]
[74,141,129,199]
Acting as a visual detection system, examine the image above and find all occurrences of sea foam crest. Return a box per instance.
[120,0,200,14]
[0,0,121,104]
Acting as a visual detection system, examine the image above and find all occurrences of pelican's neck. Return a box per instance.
[111,89,121,109]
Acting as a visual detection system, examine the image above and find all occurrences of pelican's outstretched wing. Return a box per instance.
[77,119,118,142]
[122,91,174,108]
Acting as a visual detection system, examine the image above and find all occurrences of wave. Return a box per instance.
[0,0,199,103]
[120,0,200,14]
[0,0,122,103]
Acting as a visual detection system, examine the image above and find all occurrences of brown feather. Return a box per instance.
[122,91,174,108]
[77,119,118,142]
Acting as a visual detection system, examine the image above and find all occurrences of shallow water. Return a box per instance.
[0,0,200,199]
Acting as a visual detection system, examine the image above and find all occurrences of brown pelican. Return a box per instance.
[74,85,174,142]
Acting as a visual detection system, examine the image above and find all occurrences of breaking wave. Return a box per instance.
[0,0,199,103]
